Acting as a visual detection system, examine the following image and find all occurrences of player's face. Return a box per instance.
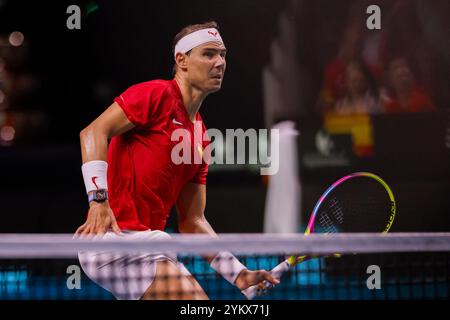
[187,42,227,93]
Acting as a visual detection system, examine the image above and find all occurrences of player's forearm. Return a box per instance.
[179,217,217,237]
[179,217,218,263]
[80,125,109,163]
[80,125,110,198]
[179,216,248,284]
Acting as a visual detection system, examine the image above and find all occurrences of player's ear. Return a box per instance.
[175,52,188,70]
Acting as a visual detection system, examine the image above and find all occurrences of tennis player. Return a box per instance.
[75,21,279,300]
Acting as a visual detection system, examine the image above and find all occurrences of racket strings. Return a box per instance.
[316,179,393,233]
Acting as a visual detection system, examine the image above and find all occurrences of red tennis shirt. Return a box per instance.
[108,79,209,231]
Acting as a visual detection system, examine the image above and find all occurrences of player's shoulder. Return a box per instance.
[125,79,173,95]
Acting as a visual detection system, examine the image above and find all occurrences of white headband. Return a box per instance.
[174,28,224,60]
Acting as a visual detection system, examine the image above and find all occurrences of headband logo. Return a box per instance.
[208,31,218,37]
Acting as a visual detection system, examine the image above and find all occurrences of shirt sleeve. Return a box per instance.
[114,82,167,129]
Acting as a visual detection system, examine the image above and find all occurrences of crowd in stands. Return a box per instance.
[317,1,437,116]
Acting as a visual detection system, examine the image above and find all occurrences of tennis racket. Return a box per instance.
[241,171,396,299]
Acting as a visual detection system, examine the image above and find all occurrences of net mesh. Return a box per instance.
[0,233,449,300]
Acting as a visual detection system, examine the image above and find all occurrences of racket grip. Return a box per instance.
[241,260,290,300]
[270,259,291,278]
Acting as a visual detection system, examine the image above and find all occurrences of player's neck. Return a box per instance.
[174,76,206,122]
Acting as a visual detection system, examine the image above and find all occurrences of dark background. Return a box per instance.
[0,0,449,233]
[0,0,284,233]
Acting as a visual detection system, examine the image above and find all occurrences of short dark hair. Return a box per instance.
[172,21,219,75]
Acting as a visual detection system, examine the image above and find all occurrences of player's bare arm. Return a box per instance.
[75,102,134,236]
[176,183,279,291]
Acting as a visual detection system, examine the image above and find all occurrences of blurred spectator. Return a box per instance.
[319,24,363,111]
[332,60,380,115]
[317,1,386,113]
[381,57,436,113]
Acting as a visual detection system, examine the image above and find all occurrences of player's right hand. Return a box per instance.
[74,201,122,236]
[234,269,280,292]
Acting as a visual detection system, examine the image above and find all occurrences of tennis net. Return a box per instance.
[0,233,449,300]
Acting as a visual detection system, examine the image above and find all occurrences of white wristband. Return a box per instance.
[210,252,247,285]
[81,160,108,194]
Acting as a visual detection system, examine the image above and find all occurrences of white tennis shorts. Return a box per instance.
[78,229,191,300]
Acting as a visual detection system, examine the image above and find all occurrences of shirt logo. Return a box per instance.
[172,118,183,126]
[197,144,203,158]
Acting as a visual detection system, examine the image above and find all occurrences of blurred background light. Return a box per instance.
[9,31,24,47]
[0,125,15,141]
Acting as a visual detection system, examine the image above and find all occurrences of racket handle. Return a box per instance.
[241,260,290,300]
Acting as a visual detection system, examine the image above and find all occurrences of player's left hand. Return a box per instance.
[234,269,280,292]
